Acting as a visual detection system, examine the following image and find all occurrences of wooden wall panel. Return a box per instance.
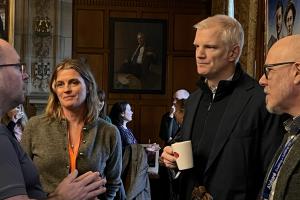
[76,53,104,88]
[173,57,199,92]
[141,12,169,20]
[173,14,206,51]
[109,10,137,18]
[140,105,167,146]
[76,10,104,48]
[73,0,211,149]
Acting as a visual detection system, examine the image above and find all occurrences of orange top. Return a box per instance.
[68,139,81,172]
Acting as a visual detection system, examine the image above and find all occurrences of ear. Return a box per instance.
[294,62,300,85]
[121,112,125,117]
[228,45,240,62]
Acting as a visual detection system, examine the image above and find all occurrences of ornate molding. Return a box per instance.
[74,0,209,9]
[31,0,53,92]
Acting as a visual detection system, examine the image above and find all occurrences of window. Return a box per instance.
[228,0,234,18]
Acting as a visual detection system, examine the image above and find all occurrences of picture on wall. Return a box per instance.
[266,0,299,51]
[109,18,167,94]
[0,0,9,41]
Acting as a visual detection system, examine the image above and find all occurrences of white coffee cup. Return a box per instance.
[171,140,193,170]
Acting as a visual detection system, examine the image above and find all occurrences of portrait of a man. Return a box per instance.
[284,0,296,36]
[0,8,7,40]
[109,18,166,93]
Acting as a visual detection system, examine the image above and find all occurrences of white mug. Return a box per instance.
[171,140,194,170]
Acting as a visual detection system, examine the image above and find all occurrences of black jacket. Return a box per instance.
[176,64,284,200]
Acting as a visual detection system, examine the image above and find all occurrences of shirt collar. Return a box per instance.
[283,115,300,134]
[204,73,234,93]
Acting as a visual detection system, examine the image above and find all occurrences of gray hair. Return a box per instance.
[193,15,244,62]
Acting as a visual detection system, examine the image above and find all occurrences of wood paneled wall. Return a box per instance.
[73,0,211,146]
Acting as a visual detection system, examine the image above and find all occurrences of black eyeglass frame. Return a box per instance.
[263,61,295,79]
[0,63,26,74]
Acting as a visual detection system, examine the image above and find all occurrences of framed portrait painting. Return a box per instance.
[109,18,167,94]
[0,0,15,44]
[266,0,299,51]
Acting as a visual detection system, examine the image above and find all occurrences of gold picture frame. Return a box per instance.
[109,18,167,94]
[0,0,15,44]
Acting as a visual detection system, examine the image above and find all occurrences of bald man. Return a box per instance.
[0,39,105,199]
[159,89,190,145]
[259,35,300,200]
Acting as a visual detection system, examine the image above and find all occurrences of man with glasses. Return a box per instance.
[161,15,284,200]
[0,39,106,199]
[259,35,300,200]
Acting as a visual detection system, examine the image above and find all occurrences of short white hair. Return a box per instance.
[174,89,190,100]
[193,15,244,63]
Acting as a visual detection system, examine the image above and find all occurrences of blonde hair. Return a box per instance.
[45,58,100,123]
[193,14,244,62]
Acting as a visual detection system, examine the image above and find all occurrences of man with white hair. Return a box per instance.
[159,89,190,145]
[0,39,106,199]
[161,15,284,200]
[259,34,300,200]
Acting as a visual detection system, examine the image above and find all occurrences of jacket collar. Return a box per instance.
[196,63,244,101]
[283,115,300,135]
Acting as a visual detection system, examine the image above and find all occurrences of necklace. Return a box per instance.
[68,131,82,152]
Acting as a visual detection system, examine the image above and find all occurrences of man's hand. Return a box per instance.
[49,170,107,200]
[161,146,177,169]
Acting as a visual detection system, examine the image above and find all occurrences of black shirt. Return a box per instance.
[0,124,46,199]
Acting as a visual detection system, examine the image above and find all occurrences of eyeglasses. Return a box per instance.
[0,63,27,75]
[263,61,295,79]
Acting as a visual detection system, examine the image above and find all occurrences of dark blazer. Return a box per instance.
[177,68,284,200]
[121,144,151,200]
[263,133,300,200]
[159,112,179,144]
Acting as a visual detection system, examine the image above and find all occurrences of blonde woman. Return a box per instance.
[21,58,122,199]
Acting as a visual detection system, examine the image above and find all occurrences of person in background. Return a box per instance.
[161,15,284,200]
[0,39,105,199]
[159,89,189,145]
[1,104,28,142]
[97,89,112,123]
[165,97,188,200]
[284,0,296,36]
[173,99,185,129]
[259,35,300,200]
[21,58,122,199]
[109,101,137,151]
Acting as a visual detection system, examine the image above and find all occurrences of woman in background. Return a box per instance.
[21,58,122,199]
[109,101,137,151]
[97,89,112,123]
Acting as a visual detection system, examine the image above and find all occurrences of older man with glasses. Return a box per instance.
[0,63,26,73]
[263,61,295,80]
[259,35,300,200]
[0,39,106,199]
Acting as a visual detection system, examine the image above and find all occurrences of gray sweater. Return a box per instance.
[21,114,122,199]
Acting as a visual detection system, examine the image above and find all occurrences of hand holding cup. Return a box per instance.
[171,140,193,170]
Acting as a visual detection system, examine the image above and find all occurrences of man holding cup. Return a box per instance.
[161,15,284,200]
